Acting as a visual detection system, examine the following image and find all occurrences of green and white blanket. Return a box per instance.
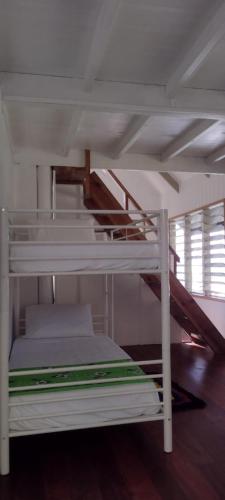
[9,360,149,397]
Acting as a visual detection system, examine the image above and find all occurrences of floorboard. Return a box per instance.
[0,343,224,500]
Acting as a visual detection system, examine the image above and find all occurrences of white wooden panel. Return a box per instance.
[130,116,195,154]
[167,1,225,95]
[99,0,211,85]
[182,122,225,157]
[84,0,122,89]
[0,0,102,78]
[0,0,211,88]
[189,38,225,91]
[160,120,219,162]
[75,111,130,153]
[7,102,71,153]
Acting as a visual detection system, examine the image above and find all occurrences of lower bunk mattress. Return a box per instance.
[9,336,161,433]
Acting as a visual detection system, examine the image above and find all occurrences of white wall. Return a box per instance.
[195,296,225,339]
[162,173,225,217]
[163,172,225,339]
[0,103,13,208]
[114,170,161,210]
[95,169,161,219]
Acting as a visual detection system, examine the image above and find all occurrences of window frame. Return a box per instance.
[169,198,225,302]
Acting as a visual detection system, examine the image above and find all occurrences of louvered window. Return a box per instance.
[170,201,225,299]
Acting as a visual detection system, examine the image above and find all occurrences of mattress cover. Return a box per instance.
[10,241,160,273]
[9,336,161,431]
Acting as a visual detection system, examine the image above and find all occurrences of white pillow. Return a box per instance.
[30,218,96,242]
[25,304,94,339]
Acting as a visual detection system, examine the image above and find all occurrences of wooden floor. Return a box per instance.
[0,343,225,500]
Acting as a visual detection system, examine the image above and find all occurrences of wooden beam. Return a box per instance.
[4,73,225,120]
[161,119,219,162]
[84,0,122,91]
[61,108,83,156]
[159,172,180,193]
[167,2,225,96]
[84,149,91,197]
[207,144,225,163]
[14,149,225,174]
[91,152,225,174]
[85,149,91,170]
[112,115,151,158]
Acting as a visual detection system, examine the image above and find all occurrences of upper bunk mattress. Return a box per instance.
[10,241,160,273]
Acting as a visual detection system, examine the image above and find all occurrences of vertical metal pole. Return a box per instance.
[0,208,10,474]
[14,278,20,337]
[37,165,53,304]
[160,209,172,453]
[111,275,115,341]
[105,275,109,337]
[52,169,56,303]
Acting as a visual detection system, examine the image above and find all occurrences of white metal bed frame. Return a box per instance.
[0,207,172,475]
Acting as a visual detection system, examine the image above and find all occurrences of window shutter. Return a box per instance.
[203,203,225,298]
[169,201,225,299]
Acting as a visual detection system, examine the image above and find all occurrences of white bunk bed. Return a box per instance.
[0,208,172,475]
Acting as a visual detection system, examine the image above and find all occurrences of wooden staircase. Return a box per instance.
[53,158,225,354]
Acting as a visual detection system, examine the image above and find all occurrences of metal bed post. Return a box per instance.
[51,168,56,302]
[104,274,109,337]
[160,209,172,453]
[111,275,115,341]
[0,208,10,474]
[14,278,20,337]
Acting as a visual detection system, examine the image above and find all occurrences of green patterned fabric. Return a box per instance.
[9,360,149,397]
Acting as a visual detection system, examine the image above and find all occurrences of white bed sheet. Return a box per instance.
[10,241,160,273]
[9,336,161,432]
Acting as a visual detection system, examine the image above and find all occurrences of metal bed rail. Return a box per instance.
[8,358,164,437]
[6,208,161,277]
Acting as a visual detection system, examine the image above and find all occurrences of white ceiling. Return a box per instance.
[1,0,225,172]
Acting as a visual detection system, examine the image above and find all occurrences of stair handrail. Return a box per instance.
[107,169,180,274]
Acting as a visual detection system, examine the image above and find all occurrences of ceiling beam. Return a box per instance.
[91,153,225,175]
[207,144,225,163]
[61,108,83,156]
[13,148,225,174]
[112,115,151,158]
[4,73,225,120]
[161,119,219,162]
[159,172,180,193]
[167,1,225,97]
[84,0,122,91]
